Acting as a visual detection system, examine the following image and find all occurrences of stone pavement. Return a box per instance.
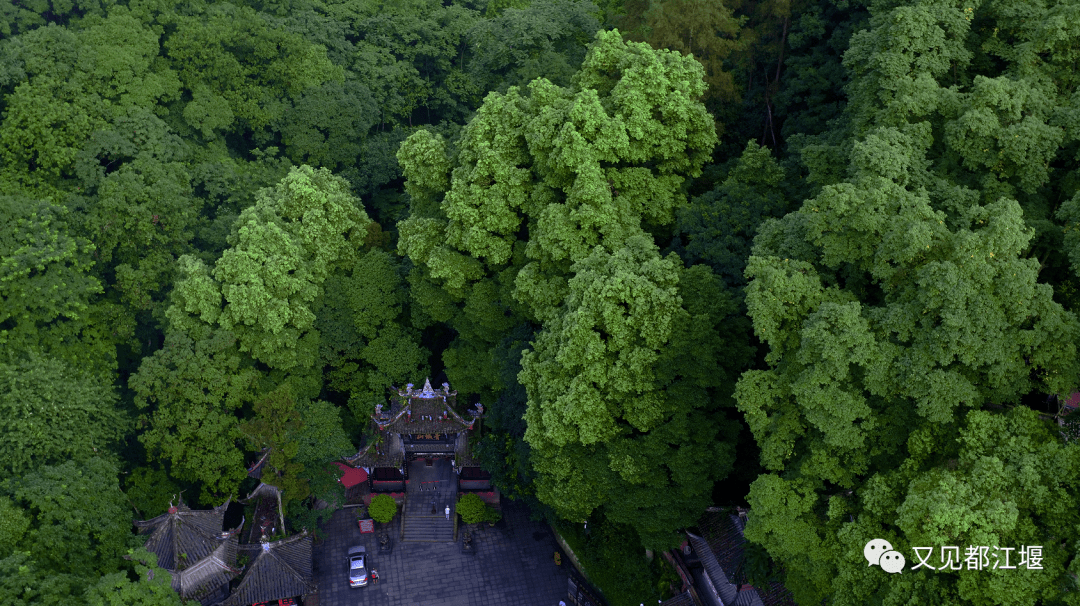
[312,497,570,606]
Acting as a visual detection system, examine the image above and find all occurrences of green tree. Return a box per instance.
[621,0,748,110]
[129,326,259,501]
[292,399,355,469]
[368,493,397,524]
[466,0,601,94]
[122,467,180,519]
[0,353,126,481]
[522,239,745,547]
[0,11,181,187]
[2,457,136,583]
[398,30,747,547]
[0,496,30,558]
[314,248,430,421]
[163,2,342,135]
[0,196,112,373]
[455,493,486,524]
[169,164,372,371]
[84,547,184,606]
[397,28,719,395]
[676,140,790,287]
[344,0,482,126]
[0,551,84,606]
[240,382,310,510]
[737,112,1080,606]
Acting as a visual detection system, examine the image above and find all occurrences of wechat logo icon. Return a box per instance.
[865,539,905,574]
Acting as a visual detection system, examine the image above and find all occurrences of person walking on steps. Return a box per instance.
[445,505,450,520]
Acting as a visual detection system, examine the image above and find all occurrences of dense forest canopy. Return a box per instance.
[1,0,1079,604]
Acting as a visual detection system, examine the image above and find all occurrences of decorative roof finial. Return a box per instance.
[420,378,436,397]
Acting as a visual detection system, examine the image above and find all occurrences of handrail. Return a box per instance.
[399,492,407,541]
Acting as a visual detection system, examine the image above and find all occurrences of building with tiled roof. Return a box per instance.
[661,508,795,606]
[133,498,243,605]
[342,379,488,493]
[219,532,316,606]
[172,536,240,605]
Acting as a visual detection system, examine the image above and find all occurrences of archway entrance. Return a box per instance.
[407,455,453,495]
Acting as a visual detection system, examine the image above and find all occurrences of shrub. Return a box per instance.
[483,504,502,524]
[457,493,486,524]
[368,494,397,524]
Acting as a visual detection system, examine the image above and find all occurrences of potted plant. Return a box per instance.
[484,505,502,526]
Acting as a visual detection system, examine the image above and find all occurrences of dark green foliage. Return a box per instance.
[1,457,136,582]
[84,546,185,606]
[466,0,601,94]
[0,352,126,481]
[555,515,661,606]
[0,196,111,373]
[677,140,790,286]
[122,467,180,519]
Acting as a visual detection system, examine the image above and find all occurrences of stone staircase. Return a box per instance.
[402,490,455,543]
[401,457,457,543]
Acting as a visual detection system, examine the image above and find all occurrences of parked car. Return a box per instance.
[348,546,367,587]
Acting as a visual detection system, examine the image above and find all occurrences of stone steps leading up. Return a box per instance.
[402,514,455,543]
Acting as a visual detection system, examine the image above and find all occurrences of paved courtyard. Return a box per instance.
[311,496,571,606]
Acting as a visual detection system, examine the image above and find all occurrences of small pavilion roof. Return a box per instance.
[133,498,232,571]
[219,532,315,606]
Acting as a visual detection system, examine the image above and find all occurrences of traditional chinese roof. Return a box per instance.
[695,509,794,606]
[219,532,315,606]
[376,379,483,435]
[242,482,281,503]
[343,430,405,468]
[688,530,739,606]
[171,534,241,604]
[134,498,232,572]
[345,380,484,468]
[247,449,271,479]
[332,461,368,488]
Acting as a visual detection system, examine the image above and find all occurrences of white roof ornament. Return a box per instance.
[420,378,436,398]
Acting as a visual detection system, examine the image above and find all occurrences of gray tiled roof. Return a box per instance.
[134,500,231,572]
[695,509,795,606]
[688,531,739,605]
[172,535,240,604]
[731,589,765,606]
[344,430,405,468]
[242,482,281,503]
[220,532,315,606]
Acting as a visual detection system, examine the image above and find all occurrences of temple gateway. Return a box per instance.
[343,379,491,493]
